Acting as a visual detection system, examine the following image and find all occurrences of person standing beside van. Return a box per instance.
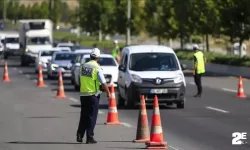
[112,40,120,63]
[193,44,206,97]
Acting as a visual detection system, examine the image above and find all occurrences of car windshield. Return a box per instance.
[85,57,117,66]
[70,46,81,51]
[6,37,19,43]
[129,53,179,71]
[54,53,74,61]
[27,37,51,45]
[41,51,55,56]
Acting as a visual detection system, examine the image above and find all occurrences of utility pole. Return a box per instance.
[49,0,54,20]
[126,0,131,46]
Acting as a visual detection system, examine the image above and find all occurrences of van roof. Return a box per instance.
[83,54,114,58]
[123,45,175,54]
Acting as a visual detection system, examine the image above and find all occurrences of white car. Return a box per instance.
[56,42,74,47]
[74,54,119,90]
[117,45,187,108]
[58,47,71,52]
[35,48,61,73]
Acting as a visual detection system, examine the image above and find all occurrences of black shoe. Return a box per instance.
[194,94,201,97]
[86,137,97,144]
[76,134,83,143]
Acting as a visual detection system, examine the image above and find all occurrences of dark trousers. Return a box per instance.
[77,95,100,138]
[194,73,202,95]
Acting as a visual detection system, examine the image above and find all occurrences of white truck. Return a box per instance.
[19,19,53,66]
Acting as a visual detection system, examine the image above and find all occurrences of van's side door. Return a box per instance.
[118,53,128,98]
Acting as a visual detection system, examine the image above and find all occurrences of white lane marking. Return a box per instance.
[14,67,17,70]
[221,88,237,93]
[121,122,134,128]
[98,110,104,114]
[189,82,195,85]
[19,70,23,74]
[169,145,181,150]
[32,79,37,82]
[68,97,79,103]
[206,106,229,113]
[25,74,30,78]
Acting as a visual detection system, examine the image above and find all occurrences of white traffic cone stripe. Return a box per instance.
[141,100,145,105]
[154,107,160,114]
[152,126,163,134]
[141,109,147,115]
[59,86,64,90]
[111,93,116,99]
[109,106,117,113]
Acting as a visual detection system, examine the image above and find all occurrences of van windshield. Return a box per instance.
[6,37,19,43]
[129,53,179,71]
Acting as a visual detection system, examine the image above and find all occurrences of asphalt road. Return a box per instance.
[0,56,250,150]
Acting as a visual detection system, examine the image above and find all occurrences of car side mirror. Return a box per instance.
[118,65,126,71]
[181,64,187,70]
[75,63,81,67]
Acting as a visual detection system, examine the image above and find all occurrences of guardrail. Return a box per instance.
[180,60,250,78]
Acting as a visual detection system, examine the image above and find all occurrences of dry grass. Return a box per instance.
[19,0,79,9]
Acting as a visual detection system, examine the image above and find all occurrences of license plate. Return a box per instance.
[150,89,168,94]
[105,78,111,82]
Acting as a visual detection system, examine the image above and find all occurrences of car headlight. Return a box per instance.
[51,64,59,70]
[174,74,183,83]
[131,74,142,83]
[25,48,29,52]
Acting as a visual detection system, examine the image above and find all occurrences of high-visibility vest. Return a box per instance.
[194,51,205,74]
[112,46,119,58]
[80,60,101,96]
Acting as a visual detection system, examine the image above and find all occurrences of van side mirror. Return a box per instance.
[118,65,126,71]
[181,64,187,70]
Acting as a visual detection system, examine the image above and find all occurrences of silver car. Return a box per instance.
[47,51,75,79]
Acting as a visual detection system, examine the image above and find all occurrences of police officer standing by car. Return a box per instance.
[193,44,206,97]
[76,48,111,144]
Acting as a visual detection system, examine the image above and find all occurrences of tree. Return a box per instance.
[53,0,62,27]
[173,0,193,49]
[190,0,220,51]
[217,0,250,57]
[17,4,26,19]
[40,1,49,19]
[145,0,177,44]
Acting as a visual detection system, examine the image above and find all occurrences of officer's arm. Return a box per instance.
[97,70,110,96]
[194,56,197,71]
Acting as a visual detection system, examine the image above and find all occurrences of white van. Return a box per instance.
[117,45,187,109]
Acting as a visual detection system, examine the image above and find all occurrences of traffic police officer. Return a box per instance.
[193,44,206,97]
[112,40,120,63]
[77,48,111,144]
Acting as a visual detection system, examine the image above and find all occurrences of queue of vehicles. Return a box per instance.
[1,19,188,109]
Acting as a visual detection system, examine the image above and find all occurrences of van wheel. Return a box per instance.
[117,88,125,108]
[74,84,80,91]
[125,91,135,109]
[176,101,184,109]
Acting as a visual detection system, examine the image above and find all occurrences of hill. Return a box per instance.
[19,0,79,9]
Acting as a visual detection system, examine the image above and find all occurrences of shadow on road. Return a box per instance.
[51,88,78,93]
[184,71,234,77]
[50,82,72,86]
[26,116,61,119]
[7,141,82,144]
[106,147,143,149]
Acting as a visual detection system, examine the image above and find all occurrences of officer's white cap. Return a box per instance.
[114,40,118,44]
[90,48,101,57]
[193,44,199,50]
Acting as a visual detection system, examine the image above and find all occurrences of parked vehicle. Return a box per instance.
[117,45,187,108]
[47,51,75,79]
[35,47,61,73]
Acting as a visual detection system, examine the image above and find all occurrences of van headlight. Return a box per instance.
[51,64,59,70]
[25,48,29,52]
[174,75,183,83]
[131,74,142,83]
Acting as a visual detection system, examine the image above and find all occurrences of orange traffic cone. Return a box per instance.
[133,95,150,143]
[56,71,66,98]
[146,95,167,149]
[3,61,10,82]
[37,65,45,87]
[237,76,246,98]
[104,84,120,125]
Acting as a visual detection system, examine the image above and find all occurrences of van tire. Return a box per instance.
[125,90,135,109]
[117,87,125,108]
[176,101,184,109]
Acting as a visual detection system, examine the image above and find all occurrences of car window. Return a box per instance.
[54,53,74,61]
[129,53,179,71]
[85,57,117,66]
[41,51,54,56]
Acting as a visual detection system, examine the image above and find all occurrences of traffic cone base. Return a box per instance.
[146,141,167,149]
[104,122,120,125]
[133,138,149,143]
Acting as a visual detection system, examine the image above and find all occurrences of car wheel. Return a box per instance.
[74,84,80,91]
[117,88,125,108]
[47,74,53,80]
[176,100,184,109]
[35,69,38,74]
[125,89,135,109]
[71,78,75,84]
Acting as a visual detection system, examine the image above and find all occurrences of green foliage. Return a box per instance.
[175,50,250,67]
